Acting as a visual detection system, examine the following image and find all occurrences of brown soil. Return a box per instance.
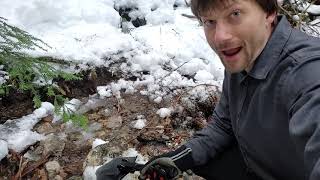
[0,90,34,124]
[0,67,119,123]
[0,67,216,179]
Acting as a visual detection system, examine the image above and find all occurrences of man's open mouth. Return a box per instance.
[222,47,242,57]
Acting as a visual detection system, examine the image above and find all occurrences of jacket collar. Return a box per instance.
[247,15,292,80]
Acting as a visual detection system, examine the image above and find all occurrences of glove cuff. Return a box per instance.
[162,145,194,171]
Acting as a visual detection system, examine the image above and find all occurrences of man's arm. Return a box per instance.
[185,71,235,166]
[139,72,235,178]
[285,59,320,180]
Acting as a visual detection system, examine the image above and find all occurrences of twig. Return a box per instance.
[184,0,190,6]
[20,154,51,177]
[181,14,196,19]
[13,157,28,180]
[158,60,190,83]
[144,127,172,130]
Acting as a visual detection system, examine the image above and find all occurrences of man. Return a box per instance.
[138,0,320,180]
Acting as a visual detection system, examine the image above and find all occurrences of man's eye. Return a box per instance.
[231,10,241,17]
[203,20,216,27]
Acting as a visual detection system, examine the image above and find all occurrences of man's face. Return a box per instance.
[200,0,276,73]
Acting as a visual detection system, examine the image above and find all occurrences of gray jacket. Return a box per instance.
[185,15,320,180]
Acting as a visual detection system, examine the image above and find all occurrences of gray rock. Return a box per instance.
[23,150,41,161]
[54,175,63,180]
[84,143,121,167]
[42,133,65,156]
[67,176,83,180]
[45,160,61,179]
[106,115,122,129]
[36,122,54,134]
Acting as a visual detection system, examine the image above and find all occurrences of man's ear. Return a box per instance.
[266,11,277,27]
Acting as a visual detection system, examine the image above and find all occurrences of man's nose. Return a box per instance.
[214,22,232,44]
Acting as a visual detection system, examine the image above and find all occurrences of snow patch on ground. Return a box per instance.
[83,166,101,180]
[0,102,54,158]
[156,108,172,118]
[92,138,108,149]
[0,140,8,160]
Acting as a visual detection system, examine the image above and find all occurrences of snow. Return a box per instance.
[154,96,163,104]
[132,118,147,130]
[0,102,53,154]
[156,108,172,118]
[0,0,225,164]
[122,148,147,164]
[0,65,9,85]
[289,0,320,15]
[92,138,108,149]
[0,140,8,160]
[83,166,101,180]
[194,70,215,82]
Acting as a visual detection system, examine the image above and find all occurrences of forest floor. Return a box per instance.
[0,67,215,179]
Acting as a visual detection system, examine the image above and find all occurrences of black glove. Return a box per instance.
[139,157,180,180]
[138,145,194,180]
[96,156,143,180]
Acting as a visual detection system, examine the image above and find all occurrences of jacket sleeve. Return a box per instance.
[185,72,235,166]
[285,59,320,180]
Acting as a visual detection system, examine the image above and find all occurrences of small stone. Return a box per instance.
[84,144,121,167]
[43,115,54,122]
[105,115,122,129]
[161,135,170,141]
[36,122,54,134]
[67,176,82,180]
[119,98,125,104]
[46,161,61,172]
[42,134,65,157]
[293,15,300,21]
[88,113,102,121]
[103,108,112,117]
[45,160,61,179]
[54,175,63,180]
[23,150,41,161]
[156,126,164,134]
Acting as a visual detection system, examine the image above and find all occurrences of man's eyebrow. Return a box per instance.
[225,3,239,11]
[199,2,240,18]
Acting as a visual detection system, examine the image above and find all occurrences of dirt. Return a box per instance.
[0,67,216,179]
[0,90,34,124]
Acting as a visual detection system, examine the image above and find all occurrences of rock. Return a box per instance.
[36,122,54,134]
[23,150,41,161]
[102,108,112,117]
[161,135,170,141]
[88,113,102,121]
[132,18,146,27]
[84,143,121,167]
[45,160,61,180]
[54,175,63,180]
[68,131,84,142]
[67,176,83,180]
[105,115,122,129]
[42,134,65,157]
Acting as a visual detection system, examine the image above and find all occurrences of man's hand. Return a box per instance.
[96,156,143,180]
[139,157,181,180]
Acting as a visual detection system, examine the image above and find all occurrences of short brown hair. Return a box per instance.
[191,0,278,19]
